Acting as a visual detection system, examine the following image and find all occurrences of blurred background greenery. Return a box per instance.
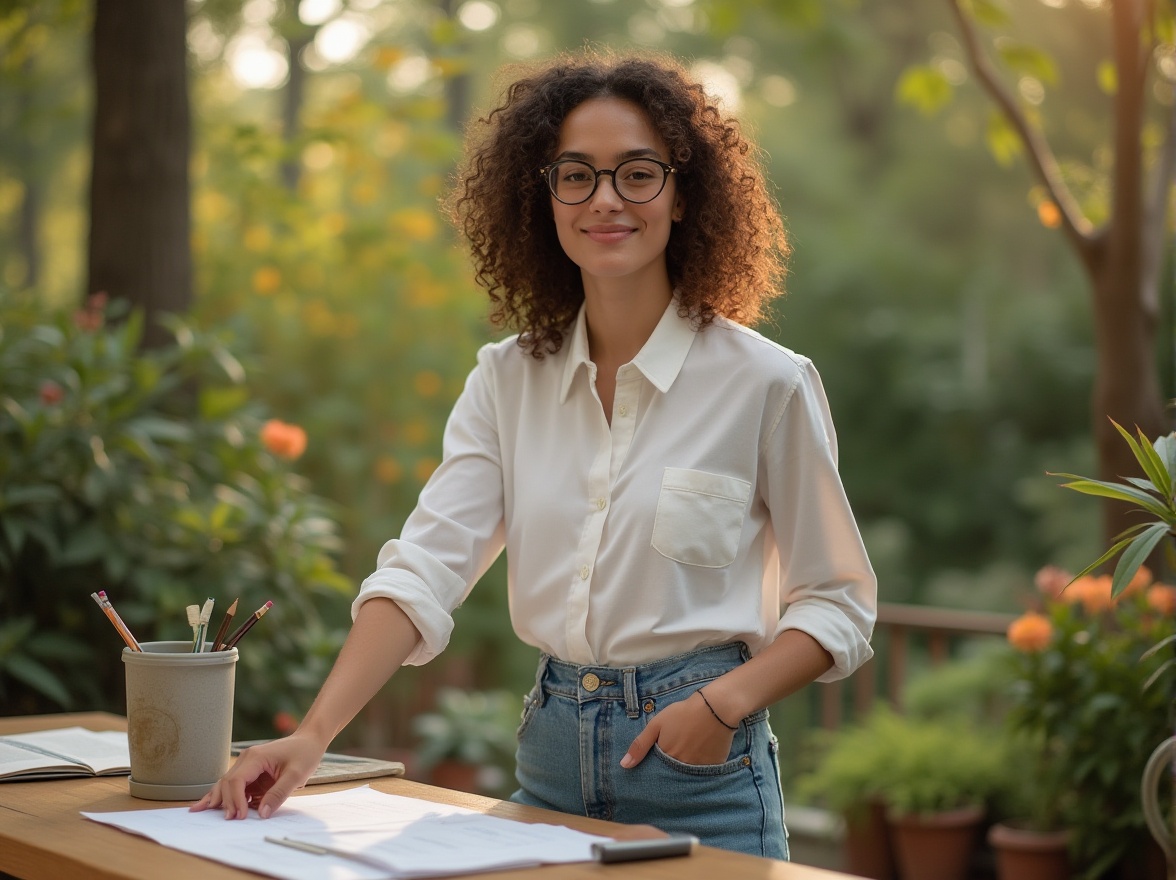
[0,0,1173,797]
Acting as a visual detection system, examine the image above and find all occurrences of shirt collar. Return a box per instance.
[558,298,696,404]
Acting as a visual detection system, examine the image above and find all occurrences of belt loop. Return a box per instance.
[623,666,639,718]
[534,655,550,708]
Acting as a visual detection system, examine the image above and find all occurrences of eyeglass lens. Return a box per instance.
[547,159,668,205]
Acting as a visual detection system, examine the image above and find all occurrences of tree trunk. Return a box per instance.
[17,57,40,289]
[87,0,192,348]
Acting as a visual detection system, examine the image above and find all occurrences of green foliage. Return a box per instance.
[1005,590,1175,878]
[411,687,518,771]
[795,705,1011,819]
[1054,421,1176,598]
[0,290,352,737]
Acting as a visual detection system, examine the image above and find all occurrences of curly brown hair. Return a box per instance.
[445,49,790,357]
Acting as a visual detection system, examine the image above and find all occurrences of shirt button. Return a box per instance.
[595,498,607,511]
[618,405,628,416]
[580,565,590,580]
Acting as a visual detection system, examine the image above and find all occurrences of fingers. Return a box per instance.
[620,716,661,769]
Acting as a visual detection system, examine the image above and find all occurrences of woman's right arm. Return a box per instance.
[190,596,421,819]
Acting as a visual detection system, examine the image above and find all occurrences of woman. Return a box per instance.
[193,50,876,861]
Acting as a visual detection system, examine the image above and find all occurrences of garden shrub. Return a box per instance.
[0,290,352,737]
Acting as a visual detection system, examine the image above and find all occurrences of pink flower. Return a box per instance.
[38,380,64,405]
[1008,612,1054,653]
[261,419,308,460]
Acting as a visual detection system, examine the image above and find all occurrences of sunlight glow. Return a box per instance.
[458,1,500,31]
[242,0,277,25]
[315,16,370,64]
[299,0,341,26]
[759,75,797,108]
[228,33,288,89]
[691,60,742,112]
[502,24,542,58]
[387,55,434,92]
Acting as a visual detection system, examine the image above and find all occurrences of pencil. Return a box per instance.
[211,598,239,652]
[220,600,273,651]
[92,591,142,651]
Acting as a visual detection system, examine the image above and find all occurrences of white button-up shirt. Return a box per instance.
[354,300,876,681]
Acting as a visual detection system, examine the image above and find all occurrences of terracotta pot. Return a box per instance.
[987,821,1071,880]
[428,759,481,793]
[843,799,897,880]
[888,804,985,880]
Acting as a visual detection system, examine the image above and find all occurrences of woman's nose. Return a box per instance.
[587,172,624,211]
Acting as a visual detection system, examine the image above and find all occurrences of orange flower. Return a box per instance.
[1034,565,1071,599]
[1147,584,1176,615]
[1008,612,1054,652]
[273,711,299,735]
[1064,574,1114,614]
[38,380,64,406]
[261,419,308,460]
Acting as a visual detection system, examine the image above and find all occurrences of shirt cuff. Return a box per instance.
[776,599,875,683]
[352,567,457,667]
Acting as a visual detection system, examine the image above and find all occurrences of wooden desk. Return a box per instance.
[0,713,851,880]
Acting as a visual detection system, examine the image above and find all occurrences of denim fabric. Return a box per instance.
[508,642,789,860]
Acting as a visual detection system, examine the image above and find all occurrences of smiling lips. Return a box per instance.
[584,224,636,244]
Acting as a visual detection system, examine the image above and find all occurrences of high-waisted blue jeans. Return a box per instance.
[508,642,789,860]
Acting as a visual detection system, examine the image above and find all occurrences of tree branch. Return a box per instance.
[947,0,1097,257]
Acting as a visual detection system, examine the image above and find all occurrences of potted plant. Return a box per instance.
[796,703,1009,880]
[796,708,906,880]
[1044,423,1176,875]
[879,714,1009,880]
[1002,564,1174,879]
[411,687,519,796]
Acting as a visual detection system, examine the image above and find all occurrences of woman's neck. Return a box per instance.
[582,274,673,367]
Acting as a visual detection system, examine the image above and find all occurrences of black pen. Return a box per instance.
[591,834,698,862]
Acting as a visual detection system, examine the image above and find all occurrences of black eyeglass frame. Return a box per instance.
[538,158,678,205]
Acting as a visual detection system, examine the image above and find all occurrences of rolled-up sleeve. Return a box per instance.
[764,362,876,681]
[351,349,506,666]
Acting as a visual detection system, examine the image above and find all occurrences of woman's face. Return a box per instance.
[548,97,683,292]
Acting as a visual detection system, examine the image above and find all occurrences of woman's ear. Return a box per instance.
[672,193,685,222]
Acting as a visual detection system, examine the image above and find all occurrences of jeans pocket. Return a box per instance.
[651,744,749,777]
[516,686,540,740]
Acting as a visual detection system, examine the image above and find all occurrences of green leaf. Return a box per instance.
[969,0,1011,27]
[0,484,62,508]
[984,111,1023,167]
[59,523,108,567]
[3,654,71,707]
[1096,59,1116,95]
[1068,532,1141,583]
[1112,419,1172,503]
[895,65,953,115]
[996,42,1058,86]
[1111,523,1172,597]
[1052,476,1173,521]
[199,385,250,421]
[1155,433,1176,499]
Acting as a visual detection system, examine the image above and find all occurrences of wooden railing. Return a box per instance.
[817,602,1017,729]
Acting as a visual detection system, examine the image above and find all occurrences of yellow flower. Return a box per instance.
[261,419,308,460]
[252,266,282,296]
[1008,612,1053,653]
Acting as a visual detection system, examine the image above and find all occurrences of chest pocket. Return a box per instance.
[651,468,752,568]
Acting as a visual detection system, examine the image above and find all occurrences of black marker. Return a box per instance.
[591,834,698,863]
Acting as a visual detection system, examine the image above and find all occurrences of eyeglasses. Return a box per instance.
[538,158,677,205]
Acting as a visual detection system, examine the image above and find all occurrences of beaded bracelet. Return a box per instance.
[698,689,738,731]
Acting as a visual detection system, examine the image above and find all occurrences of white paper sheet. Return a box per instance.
[82,785,613,880]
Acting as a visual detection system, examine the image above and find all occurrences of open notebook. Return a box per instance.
[0,727,130,781]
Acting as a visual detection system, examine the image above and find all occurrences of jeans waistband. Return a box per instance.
[532,642,750,719]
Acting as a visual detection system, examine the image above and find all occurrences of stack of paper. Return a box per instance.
[84,785,613,880]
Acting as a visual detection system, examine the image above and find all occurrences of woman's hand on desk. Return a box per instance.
[189,733,323,819]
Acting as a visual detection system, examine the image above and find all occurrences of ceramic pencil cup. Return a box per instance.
[122,640,237,800]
